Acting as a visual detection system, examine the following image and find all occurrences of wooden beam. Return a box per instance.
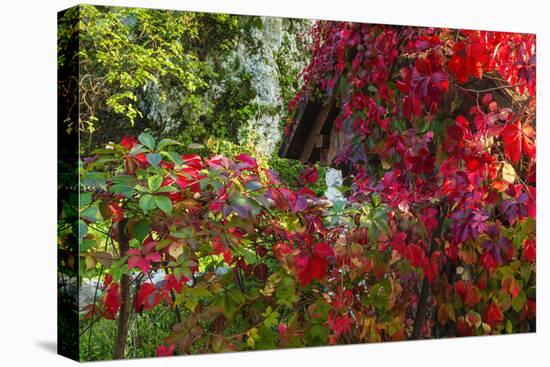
[299,97,334,164]
[327,124,346,165]
[316,134,331,149]
[319,148,329,165]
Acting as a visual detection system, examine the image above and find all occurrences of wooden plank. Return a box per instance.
[316,134,330,149]
[327,124,346,165]
[319,148,329,165]
[278,99,322,160]
[299,97,334,163]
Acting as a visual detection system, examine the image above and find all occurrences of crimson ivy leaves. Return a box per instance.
[136,283,171,312]
[127,241,162,273]
[501,119,536,164]
[294,242,333,286]
[79,25,538,349]
[500,184,536,225]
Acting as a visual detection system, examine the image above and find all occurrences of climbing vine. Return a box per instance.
[68,20,536,361]
[287,22,536,338]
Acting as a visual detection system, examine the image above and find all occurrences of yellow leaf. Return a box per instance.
[447,303,456,322]
[502,163,516,183]
[85,256,97,270]
[169,242,184,259]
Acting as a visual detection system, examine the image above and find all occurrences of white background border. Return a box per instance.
[0,1,547,366]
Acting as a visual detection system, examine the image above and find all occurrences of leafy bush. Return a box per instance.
[70,21,536,361]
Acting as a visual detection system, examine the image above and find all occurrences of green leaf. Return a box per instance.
[148,175,163,192]
[245,181,262,191]
[187,143,204,150]
[157,138,183,150]
[415,117,431,134]
[129,145,147,155]
[157,186,178,193]
[81,207,100,222]
[176,294,198,312]
[512,291,527,312]
[187,286,212,297]
[146,153,161,167]
[134,184,149,193]
[161,151,183,165]
[81,172,107,191]
[110,183,134,198]
[81,238,97,252]
[371,192,382,207]
[138,132,155,150]
[228,288,245,305]
[76,220,88,241]
[391,119,407,133]
[133,219,150,243]
[139,194,155,214]
[155,195,173,216]
[505,320,513,334]
[111,175,136,185]
[79,192,93,208]
[155,239,172,251]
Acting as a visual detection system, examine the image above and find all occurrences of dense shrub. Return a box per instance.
[71,21,536,360]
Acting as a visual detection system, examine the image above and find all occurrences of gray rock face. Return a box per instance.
[325,168,345,202]
[238,17,313,156]
[137,15,313,156]
[78,278,103,310]
[58,276,103,311]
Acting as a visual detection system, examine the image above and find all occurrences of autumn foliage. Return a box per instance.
[77,22,535,358]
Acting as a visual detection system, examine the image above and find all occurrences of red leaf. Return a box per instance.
[182,154,203,169]
[102,274,113,291]
[102,283,120,320]
[421,208,438,231]
[274,242,293,260]
[300,166,319,185]
[501,119,536,164]
[295,251,328,286]
[127,242,161,273]
[457,316,475,336]
[277,323,288,335]
[235,153,258,170]
[164,274,186,293]
[309,256,328,282]
[406,243,425,267]
[483,302,504,328]
[121,136,138,150]
[481,252,498,271]
[327,312,352,336]
[212,237,233,265]
[421,253,439,283]
[156,344,175,357]
[135,283,171,312]
[136,283,155,312]
[390,232,407,256]
[523,239,536,262]
[454,280,467,297]
[108,202,124,223]
[464,284,482,307]
[313,242,333,259]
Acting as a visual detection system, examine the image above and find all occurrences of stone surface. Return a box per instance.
[325,167,345,202]
[238,17,312,156]
[137,16,313,156]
